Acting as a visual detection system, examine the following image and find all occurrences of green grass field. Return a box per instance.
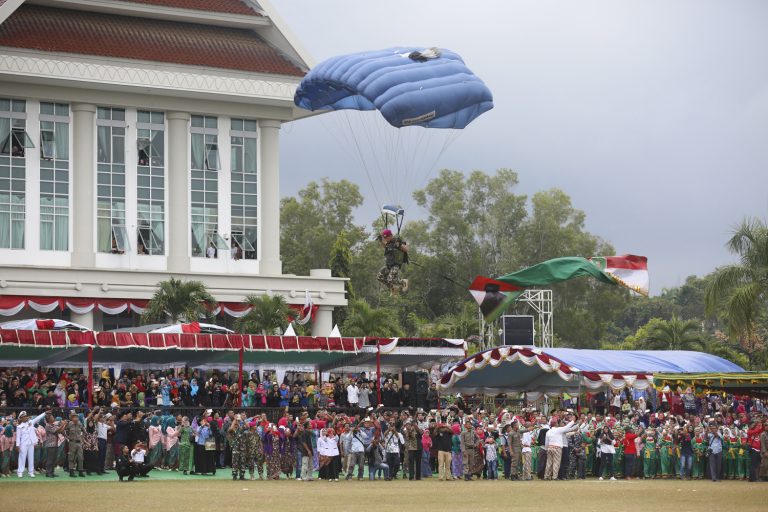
[1,472,766,512]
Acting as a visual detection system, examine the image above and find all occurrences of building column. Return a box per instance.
[70,310,94,330]
[259,119,282,275]
[71,104,96,268]
[312,305,334,337]
[167,112,190,273]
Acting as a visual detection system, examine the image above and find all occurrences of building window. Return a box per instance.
[136,110,164,255]
[0,98,29,249]
[39,102,69,251]
[190,114,221,257]
[96,107,128,254]
[230,118,258,260]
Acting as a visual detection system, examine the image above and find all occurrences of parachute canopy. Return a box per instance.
[294,47,494,129]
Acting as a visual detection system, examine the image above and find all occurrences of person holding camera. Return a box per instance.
[707,423,724,482]
[344,423,367,480]
[597,425,616,481]
[404,420,423,480]
[43,410,67,477]
[383,423,404,480]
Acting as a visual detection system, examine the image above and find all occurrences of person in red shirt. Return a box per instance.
[622,426,638,479]
[746,419,764,482]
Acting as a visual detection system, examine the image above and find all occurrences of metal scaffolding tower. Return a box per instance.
[517,289,553,348]
[477,288,553,349]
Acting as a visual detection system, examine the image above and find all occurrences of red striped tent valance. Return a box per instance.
[0,329,364,352]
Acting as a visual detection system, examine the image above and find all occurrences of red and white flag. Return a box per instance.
[295,290,313,325]
[590,255,649,296]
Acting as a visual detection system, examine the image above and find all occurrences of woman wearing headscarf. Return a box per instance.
[65,393,79,410]
[420,428,433,478]
[177,417,193,475]
[278,426,295,478]
[266,384,280,408]
[147,415,163,468]
[189,379,200,407]
[83,417,100,474]
[263,425,281,479]
[451,423,462,479]
[0,424,14,477]
[163,416,180,470]
[192,416,215,475]
[54,382,66,408]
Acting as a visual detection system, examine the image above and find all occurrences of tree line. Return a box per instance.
[143,169,768,370]
[280,169,767,370]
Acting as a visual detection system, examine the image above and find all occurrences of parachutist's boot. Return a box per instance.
[400,279,409,293]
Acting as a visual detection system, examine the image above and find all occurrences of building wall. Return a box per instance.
[0,52,343,334]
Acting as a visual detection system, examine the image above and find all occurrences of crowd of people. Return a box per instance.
[2,366,768,484]
[0,367,441,412]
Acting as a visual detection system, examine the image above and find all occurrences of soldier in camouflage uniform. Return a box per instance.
[228,415,248,480]
[249,422,265,480]
[376,229,409,294]
[65,412,86,477]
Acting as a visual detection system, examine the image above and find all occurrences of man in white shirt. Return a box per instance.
[96,412,109,474]
[346,380,359,408]
[130,442,152,477]
[16,410,46,478]
[544,414,578,480]
[521,424,534,480]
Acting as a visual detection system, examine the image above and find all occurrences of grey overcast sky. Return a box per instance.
[272,0,768,294]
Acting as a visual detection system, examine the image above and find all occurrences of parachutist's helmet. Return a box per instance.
[381,229,393,238]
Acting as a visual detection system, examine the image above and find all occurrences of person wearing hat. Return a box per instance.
[43,411,67,478]
[376,228,409,295]
[65,410,86,477]
[15,410,46,478]
[459,419,479,481]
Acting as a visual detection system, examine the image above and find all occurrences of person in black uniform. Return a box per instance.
[116,445,136,482]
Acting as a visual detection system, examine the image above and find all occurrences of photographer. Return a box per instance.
[597,425,615,481]
[344,423,366,480]
[403,420,423,480]
[383,423,404,480]
[707,423,724,482]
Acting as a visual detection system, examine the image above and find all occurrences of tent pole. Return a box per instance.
[87,345,94,410]
[376,340,382,406]
[577,371,582,414]
[238,347,244,407]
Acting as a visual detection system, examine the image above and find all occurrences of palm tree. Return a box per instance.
[142,278,217,324]
[342,299,402,337]
[234,294,296,335]
[705,217,768,341]
[643,316,704,351]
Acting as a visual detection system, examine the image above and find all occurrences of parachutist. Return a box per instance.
[376,228,409,295]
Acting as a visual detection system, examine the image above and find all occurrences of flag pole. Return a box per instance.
[376,340,382,406]
[87,345,94,410]
[238,347,244,407]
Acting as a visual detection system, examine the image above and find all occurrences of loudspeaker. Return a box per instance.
[502,315,534,345]
[416,372,429,409]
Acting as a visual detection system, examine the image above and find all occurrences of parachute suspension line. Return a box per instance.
[415,128,464,195]
[341,111,383,209]
[354,111,396,204]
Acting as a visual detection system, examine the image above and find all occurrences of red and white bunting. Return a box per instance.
[439,346,653,392]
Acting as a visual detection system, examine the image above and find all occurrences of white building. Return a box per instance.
[0,0,344,333]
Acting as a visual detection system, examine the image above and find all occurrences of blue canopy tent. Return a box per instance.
[438,346,745,394]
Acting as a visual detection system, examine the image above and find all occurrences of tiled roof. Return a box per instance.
[116,0,261,17]
[0,5,303,76]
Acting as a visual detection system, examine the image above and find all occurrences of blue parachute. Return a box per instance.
[294,47,493,129]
